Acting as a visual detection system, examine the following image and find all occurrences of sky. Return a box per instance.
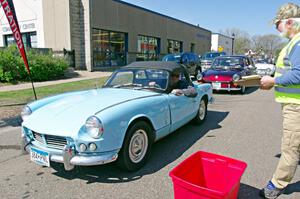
[122,0,300,36]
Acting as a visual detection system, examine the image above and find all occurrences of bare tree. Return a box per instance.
[220,28,287,57]
[251,34,287,57]
[220,28,252,55]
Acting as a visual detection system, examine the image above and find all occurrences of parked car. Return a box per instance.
[197,56,256,94]
[162,52,201,76]
[255,59,276,76]
[200,52,226,71]
[21,61,213,172]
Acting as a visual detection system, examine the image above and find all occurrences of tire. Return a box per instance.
[193,97,208,124]
[117,121,154,171]
[240,86,246,94]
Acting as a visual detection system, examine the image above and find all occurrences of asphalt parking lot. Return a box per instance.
[0,87,299,199]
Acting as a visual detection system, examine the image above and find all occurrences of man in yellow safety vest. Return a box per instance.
[260,2,300,199]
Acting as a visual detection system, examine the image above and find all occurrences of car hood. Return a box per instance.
[23,88,160,137]
[203,69,240,82]
[256,63,275,70]
[204,69,240,76]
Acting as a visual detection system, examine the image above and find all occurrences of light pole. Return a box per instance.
[231,33,235,55]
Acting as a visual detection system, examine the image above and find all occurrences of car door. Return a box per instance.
[181,54,192,74]
[167,72,198,132]
[189,53,197,74]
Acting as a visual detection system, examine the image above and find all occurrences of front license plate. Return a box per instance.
[212,82,221,89]
[30,147,50,167]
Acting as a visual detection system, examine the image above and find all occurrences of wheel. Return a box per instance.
[240,86,246,94]
[193,97,208,124]
[117,121,154,171]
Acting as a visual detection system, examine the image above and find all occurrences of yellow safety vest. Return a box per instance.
[274,32,300,104]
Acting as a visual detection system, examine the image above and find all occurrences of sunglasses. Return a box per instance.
[275,20,281,29]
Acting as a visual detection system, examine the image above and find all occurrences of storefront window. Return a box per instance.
[92,29,127,67]
[168,39,182,54]
[137,35,160,61]
[4,31,37,48]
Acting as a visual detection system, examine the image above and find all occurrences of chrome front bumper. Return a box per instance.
[22,136,118,171]
[213,87,241,91]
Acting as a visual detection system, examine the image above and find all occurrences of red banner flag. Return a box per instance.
[0,0,30,74]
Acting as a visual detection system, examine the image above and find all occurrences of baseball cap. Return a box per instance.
[272,3,300,24]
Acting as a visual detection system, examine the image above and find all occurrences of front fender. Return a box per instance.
[95,95,170,152]
[193,82,213,101]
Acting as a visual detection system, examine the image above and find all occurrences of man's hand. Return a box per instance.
[260,76,275,90]
[171,89,183,96]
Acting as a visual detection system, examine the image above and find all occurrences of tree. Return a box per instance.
[219,28,252,55]
[219,28,287,57]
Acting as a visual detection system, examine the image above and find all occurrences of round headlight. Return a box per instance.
[89,143,97,151]
[85,116,104,139]
[21,106,32,121]
[232,74,241,82]
[266,68,272,73]
[196,73,203,81]
[79,143,87,152]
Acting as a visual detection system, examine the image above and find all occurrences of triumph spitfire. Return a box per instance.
[21,61,213,171]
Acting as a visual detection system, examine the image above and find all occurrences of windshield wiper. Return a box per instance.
[113,83,143,88]
[140,86,165,91]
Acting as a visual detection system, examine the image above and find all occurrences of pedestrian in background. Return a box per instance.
[260,2,300,199]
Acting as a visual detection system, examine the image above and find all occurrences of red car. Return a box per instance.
[197,56,257,94]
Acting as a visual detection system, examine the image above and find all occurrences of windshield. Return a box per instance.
[162,54,181,62]
[212,57,244,69]
[104,69,169,92]
[203,52,224,60]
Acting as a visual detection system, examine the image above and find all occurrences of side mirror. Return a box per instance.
[196,73,203,81]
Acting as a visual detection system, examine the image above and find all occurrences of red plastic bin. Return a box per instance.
[169,151,247,199]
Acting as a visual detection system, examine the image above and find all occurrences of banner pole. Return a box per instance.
[29,73,37,100]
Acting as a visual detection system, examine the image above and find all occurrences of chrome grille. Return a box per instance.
[32,132,45,144]
[45,135,67,150]
[31,131,67,150]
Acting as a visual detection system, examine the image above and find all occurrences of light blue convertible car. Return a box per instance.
[21,61,213,171]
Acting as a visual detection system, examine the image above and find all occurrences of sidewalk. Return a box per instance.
[0,70,112,92]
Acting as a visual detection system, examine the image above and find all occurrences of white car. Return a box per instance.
[255,59,276,76]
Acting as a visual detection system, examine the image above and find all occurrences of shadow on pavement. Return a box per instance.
[213,86,259,96]
[284,181,300,195]
[0,115,22,128]
[238,183,263,199]
[53,110,229,184]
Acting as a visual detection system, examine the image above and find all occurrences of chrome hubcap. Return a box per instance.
[199,100,206,120]
[129,129,148,163]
